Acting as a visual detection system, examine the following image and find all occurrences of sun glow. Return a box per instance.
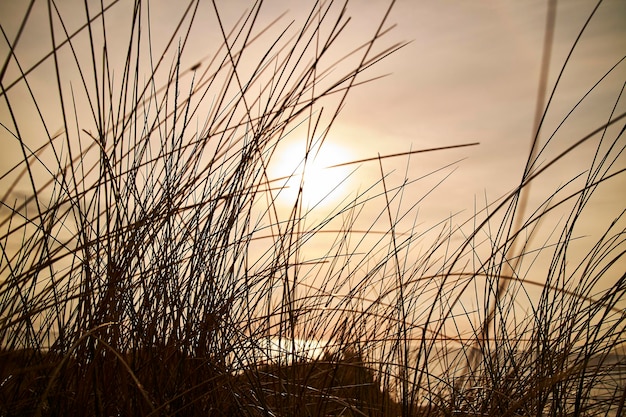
[270,140,354,208]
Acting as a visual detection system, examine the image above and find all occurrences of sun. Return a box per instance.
[269,140,354,208]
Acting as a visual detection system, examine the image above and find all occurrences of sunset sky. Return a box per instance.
[1,0,625,318]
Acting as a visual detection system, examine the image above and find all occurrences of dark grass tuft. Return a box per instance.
[1,1,625,416]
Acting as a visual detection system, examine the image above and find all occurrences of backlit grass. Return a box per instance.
[1,1,625,416]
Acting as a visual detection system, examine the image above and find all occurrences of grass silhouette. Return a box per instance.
[1,0,625,416]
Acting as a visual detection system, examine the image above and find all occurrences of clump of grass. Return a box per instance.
[0,1,406,415]
[1,0,625,416]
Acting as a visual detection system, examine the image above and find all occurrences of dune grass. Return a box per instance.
[1,0,625,416]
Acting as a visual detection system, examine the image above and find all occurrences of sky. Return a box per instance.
[1,0,625,339]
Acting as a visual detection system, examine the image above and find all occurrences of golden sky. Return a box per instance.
[1,0,625,333]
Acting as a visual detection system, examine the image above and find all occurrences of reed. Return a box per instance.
[1,1,624,416]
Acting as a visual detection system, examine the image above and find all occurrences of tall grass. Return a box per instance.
[1,0,625,416]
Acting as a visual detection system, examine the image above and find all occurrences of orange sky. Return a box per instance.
[1,0,625,334]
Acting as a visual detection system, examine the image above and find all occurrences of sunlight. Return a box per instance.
[270,139,354,208]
